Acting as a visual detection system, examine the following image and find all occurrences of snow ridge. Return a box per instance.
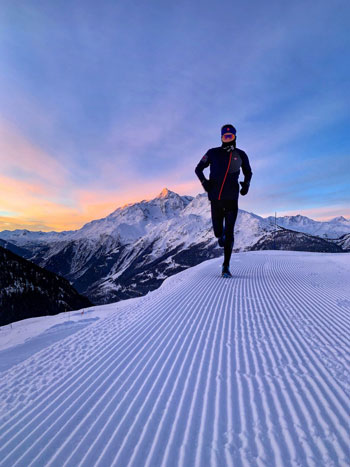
[0,251,349,466]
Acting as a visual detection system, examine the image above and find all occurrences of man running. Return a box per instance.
[195,124,252,277]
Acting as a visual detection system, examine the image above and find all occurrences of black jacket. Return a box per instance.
[195,142,252,201]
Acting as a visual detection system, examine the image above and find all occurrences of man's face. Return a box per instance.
[221,133,235,143]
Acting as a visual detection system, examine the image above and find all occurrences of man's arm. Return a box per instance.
[195,152,211,192]
[240,151,252,195]
[195,152,210,183]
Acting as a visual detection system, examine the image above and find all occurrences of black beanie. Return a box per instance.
[221,124,237,136]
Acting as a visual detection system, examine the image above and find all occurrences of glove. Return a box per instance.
[202,179,212,193]
[240,181,249,196]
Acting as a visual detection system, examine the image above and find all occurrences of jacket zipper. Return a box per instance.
[218,151,232,200]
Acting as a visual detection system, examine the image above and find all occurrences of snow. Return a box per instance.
[267,214,350,239]
[0,305,116,353]
[0,251,349,466]
[71,188,193,243]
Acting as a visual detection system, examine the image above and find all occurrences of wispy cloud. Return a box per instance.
[0,120,69,188]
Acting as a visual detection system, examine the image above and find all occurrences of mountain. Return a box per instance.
[0,238,32,258]
[0,188,349,305]
[251,227,343,252]
[267,213,350,239]
[329,215,349,223]
[0,229,72,247]
[0,245,92,326]
[333,232,350,252]
[0,252,349,466]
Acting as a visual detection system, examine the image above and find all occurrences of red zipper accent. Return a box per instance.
[218,151,232,200]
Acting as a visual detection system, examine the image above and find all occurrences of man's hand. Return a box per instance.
[240,181,249,196]
[202,179,212,193]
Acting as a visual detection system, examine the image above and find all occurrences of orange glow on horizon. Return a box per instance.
[0,178,201,232]
[2,186,348,232]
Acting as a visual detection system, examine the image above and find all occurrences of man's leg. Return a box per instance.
[223,200,238,267]
[210,200,224,239]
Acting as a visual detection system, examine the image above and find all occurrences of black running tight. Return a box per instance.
[210,200,238,267]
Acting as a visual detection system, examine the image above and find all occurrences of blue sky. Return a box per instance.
[0,0,349,230]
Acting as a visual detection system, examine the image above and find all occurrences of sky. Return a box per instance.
[0,0,349,231]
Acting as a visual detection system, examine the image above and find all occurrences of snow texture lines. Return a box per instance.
[0,251,349,467]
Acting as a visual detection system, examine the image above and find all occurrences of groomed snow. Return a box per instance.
[0,251,349,466]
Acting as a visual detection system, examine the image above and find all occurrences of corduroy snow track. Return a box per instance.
[0,251,349,467]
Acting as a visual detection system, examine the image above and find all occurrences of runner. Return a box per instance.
[195,124,253,277]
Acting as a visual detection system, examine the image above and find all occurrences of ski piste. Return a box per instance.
[0,252,349,466]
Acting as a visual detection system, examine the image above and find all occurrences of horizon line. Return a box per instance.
[0,187,349,233]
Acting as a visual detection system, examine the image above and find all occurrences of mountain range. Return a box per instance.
[0,188,349,305]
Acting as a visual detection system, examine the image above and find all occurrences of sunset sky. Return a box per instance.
[1,0,349,231]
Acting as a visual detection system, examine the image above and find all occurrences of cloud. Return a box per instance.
[0,216,52,231]
[0,119,69,188]
[0,173,77,231]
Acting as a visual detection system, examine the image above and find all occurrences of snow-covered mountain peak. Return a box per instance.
[71,188,193,243]
[142,188,193,218]
[330,216,349,223]
[157,187,174,198]
[284,214,315,225]
[265,212,350,239]
[182,193,211,218]
[108,188,191,220]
